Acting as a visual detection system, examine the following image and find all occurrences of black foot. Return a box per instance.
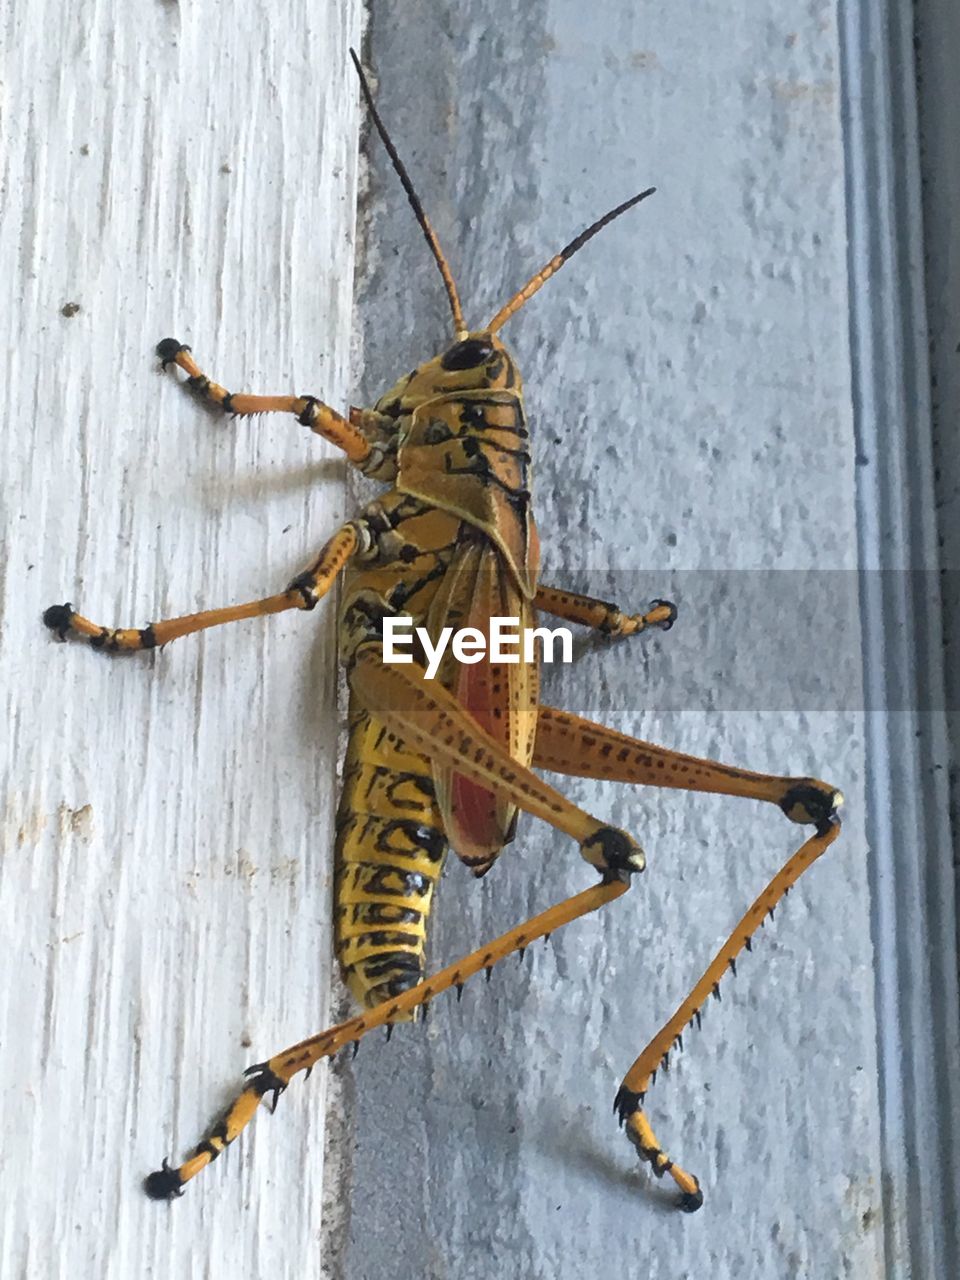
[678,1183,704,1213]
[649,598,678,631]
[156,338,189,367]
[43,602,74,639]
[144,1157,184,1200]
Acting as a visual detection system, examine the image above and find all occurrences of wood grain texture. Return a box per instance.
[1,1,360,1274]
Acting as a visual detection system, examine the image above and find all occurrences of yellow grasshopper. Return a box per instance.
[43,50,842,1212]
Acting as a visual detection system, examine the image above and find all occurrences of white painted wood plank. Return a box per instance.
[1,2,360,1274]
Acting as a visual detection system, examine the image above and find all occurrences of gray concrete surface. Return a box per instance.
[328,3,890,1277]
[917,0,960,845]
[841,1,960,1274]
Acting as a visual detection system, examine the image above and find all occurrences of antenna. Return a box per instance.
[486,187,656,333]
[350,49,467,339]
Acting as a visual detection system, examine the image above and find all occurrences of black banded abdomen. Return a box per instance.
[334,698,447,1010]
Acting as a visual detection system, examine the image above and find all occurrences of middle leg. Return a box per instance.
[535,582,677,637]
[42,523,360,651]
[157,339,375,467]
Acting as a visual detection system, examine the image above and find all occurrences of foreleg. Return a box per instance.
[156,339,375,467]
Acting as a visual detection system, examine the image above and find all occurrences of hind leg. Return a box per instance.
[533,704,842,1210]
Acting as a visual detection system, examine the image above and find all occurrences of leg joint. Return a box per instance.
[287,570,319,609]
[614,1084,643,1125]
[581,826,646,876]
[297,396,319,428]
[778,781,843,830]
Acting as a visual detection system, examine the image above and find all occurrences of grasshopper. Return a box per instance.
[43,50,842,1212]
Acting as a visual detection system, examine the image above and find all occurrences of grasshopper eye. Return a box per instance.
[440,337,495,371]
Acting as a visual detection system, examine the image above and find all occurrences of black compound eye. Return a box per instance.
[440,337,495,371]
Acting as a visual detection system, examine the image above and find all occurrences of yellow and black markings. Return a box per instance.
[45,48,843,1212]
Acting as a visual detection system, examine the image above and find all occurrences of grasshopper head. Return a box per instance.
[374,331,519,418]
[350,50,652,417]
